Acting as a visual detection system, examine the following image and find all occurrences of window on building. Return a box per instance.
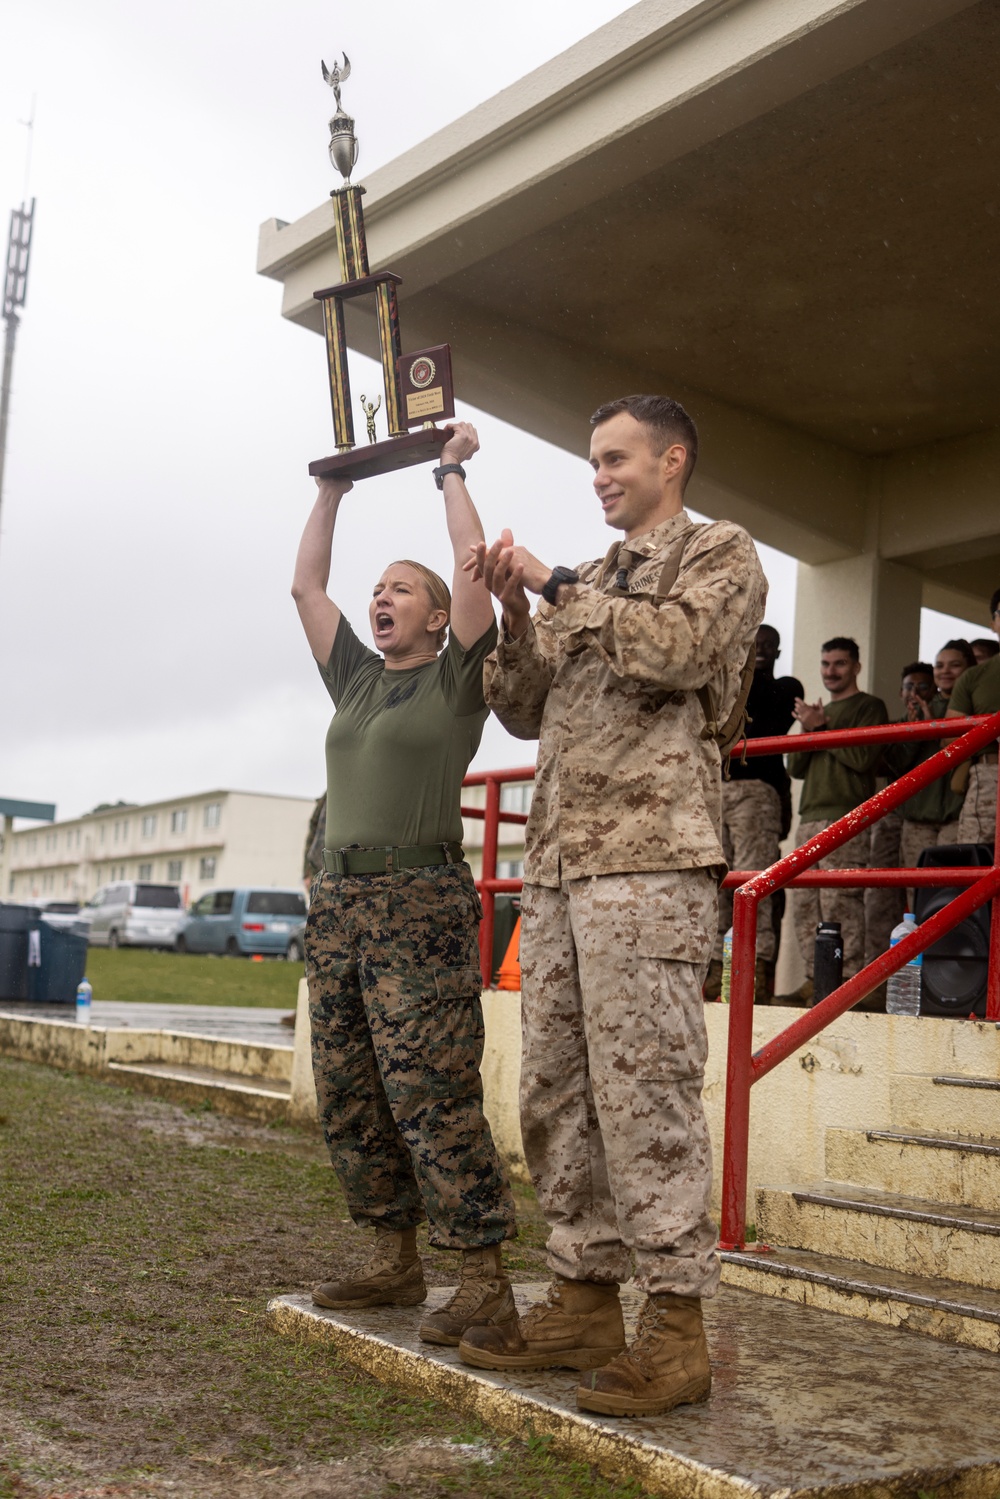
[499,783,533,816]
[45,832,56,851]
[203,802,221,830]
[121,819,129,839]
[199,856,216,880]
[497,859,525,880]
[141,814,156,838]
[7,875,13,895]
[171,810,187,834]
[99,826,105,844]
[138,863,153,880]
[43,872,54,891]
[167,859,183,881]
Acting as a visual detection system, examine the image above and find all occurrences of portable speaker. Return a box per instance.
[913,843,993,1018]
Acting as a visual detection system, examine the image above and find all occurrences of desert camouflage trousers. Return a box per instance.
[519,870,720,1299]
[713,780,783,963]
[957,762,998,845]
[793,820,871,979]
[305,864,515,1249]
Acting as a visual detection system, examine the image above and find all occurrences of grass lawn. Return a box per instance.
[0,1058,649,1499]
[84,946,302,1007]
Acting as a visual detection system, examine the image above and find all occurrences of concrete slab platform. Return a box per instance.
[1,1000,293,1047]
[268,1282,1000,1499]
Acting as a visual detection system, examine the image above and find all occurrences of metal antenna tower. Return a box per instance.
[0,197,35,541]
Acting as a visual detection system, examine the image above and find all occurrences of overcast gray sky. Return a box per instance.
[0,0,978,826]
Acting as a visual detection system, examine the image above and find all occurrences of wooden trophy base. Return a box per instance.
[309,427,453,482]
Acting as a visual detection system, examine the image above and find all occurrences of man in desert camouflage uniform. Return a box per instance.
[457,395,766,1418]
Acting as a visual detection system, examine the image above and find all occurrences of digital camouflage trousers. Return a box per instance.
[519,869,721,1299]
[305,863,516,1249]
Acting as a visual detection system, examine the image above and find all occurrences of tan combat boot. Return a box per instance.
[577,1291,711,1417]
[418,1245,515,1346]
[312,1225,426,1310]
[459,1275,626,1372]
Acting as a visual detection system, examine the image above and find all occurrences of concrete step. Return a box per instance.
[826,1125,1000,1211]
[721,1244,1000,1353]
[105,1060,291,1122]
[268,1282,1000,1498]
[891,1072,1000,1138]
[756,1182,1000,1292]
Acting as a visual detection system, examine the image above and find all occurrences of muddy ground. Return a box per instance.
[0,1059,648,1499]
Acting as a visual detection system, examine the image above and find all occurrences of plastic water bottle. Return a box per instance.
[720,927,733,1003]
[886,914,922,1016]
[76,978,93,1025]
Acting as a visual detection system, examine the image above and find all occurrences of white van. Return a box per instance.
[82,881,184,949]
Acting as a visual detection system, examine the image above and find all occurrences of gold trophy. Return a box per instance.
[309,55,456,481]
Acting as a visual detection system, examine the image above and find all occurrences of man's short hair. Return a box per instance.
[758,623,780,644]
[971,637,1000,658]
[989,586,1000,617]
[590,394,698,490]
[822,636,860,662]
[901,661,934,680]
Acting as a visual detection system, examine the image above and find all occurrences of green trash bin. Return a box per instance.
[26,921,89,1003]
[0,904,41,1000]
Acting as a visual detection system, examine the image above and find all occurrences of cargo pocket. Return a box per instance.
[632,921,710,1083]
[371,964,482,1099]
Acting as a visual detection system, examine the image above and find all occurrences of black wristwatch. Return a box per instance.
[541,566,580,605]
[433,463,466,490]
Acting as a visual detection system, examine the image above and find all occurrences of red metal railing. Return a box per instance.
[719,710,1000,1249]
[462,766,535,987]
[464,712,1000,1250]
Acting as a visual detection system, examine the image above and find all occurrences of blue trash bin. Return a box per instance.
[26,920,89,1003]
[0,904,41,1001]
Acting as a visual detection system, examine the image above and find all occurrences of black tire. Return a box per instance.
[286,938,304,963]
[175,934,188,954]
[108,929,120,950]
[225,936,241,957]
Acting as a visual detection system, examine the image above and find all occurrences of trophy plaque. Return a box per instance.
[309,55,454,481]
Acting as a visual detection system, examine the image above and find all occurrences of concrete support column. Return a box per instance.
[791,552,923,708]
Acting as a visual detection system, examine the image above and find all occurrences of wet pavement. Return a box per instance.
[270,1281,1000,1498]
[0,1001,294,1048]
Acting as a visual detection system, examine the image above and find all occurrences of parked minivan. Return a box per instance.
[177,887,307,959]
[82,882,184,949]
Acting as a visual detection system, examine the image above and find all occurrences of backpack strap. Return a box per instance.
[653,526,755,775]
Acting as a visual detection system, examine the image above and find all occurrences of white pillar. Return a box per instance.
[792,552,923,709]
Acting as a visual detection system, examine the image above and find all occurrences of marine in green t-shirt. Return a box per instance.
[319,616,497,850]
[787,689,889,822]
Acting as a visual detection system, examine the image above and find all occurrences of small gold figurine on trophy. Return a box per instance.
[308,53,457,482]
[359,393,381,444]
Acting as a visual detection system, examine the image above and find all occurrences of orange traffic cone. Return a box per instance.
[496,917,521,990]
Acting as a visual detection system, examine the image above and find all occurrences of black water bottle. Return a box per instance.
[813,921,843,1004]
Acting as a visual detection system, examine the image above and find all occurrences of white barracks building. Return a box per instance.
[4,790,315,907]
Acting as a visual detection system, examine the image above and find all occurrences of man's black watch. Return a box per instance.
[541,566,580,605]
[433,463,466,490]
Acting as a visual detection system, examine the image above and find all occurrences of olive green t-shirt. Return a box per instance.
[786,690,889,823]
[949,654,1000,717]
[319,617,498,850]
[896,693,966,826]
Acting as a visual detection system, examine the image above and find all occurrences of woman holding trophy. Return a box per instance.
[291,420,517,1345]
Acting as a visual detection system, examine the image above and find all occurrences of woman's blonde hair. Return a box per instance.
[393,560,451,650]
